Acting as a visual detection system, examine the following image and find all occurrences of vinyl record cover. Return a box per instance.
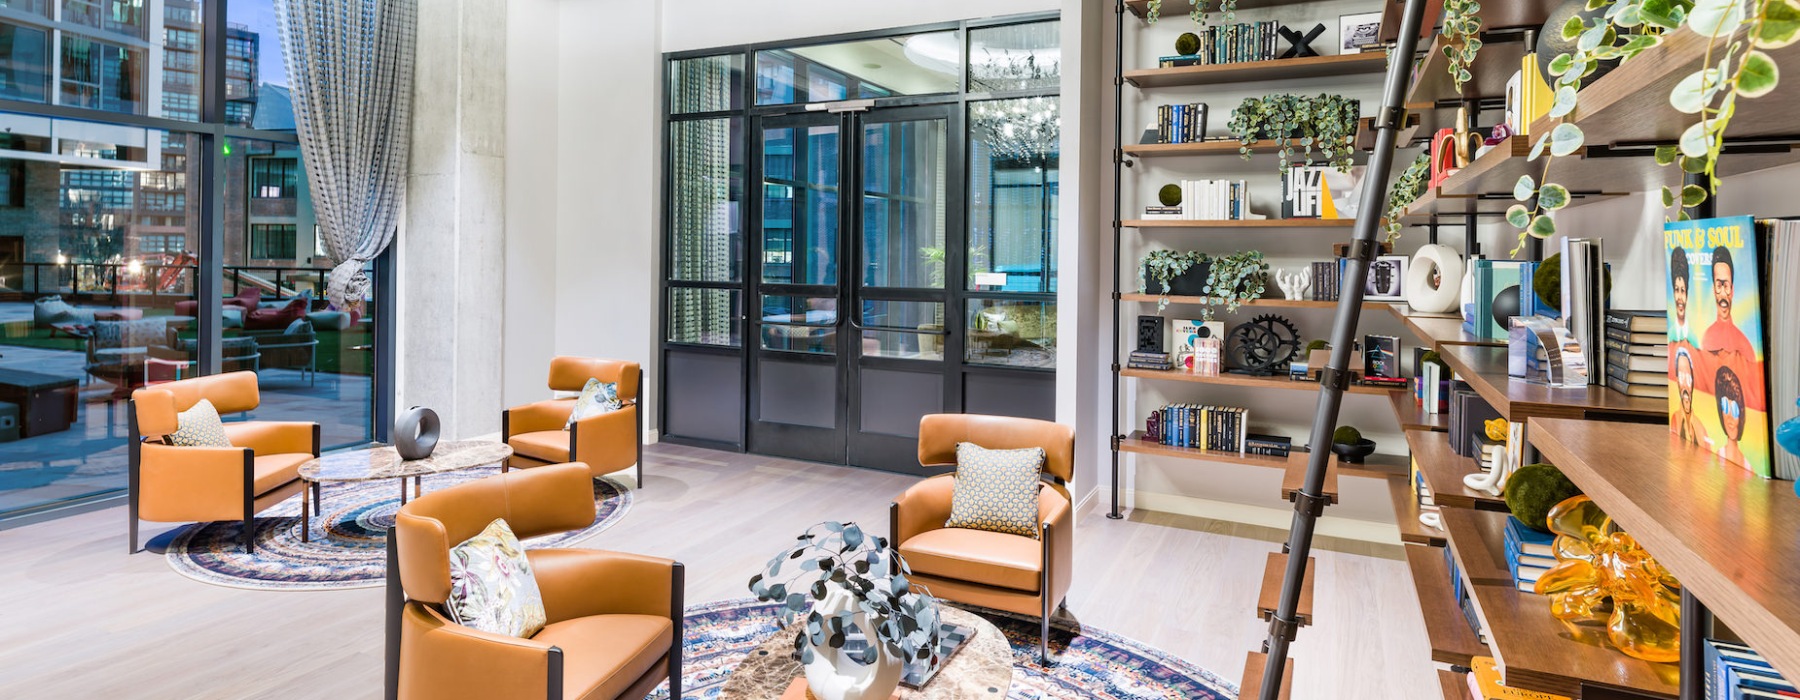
[1666,215,1770,477]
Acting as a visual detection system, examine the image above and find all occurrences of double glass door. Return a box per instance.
[749,105,960,471]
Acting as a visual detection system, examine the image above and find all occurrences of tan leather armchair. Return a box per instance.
[386,463,683,700]
[502,357,644,486]
[890,414,1074,663]
[128,370,319,554]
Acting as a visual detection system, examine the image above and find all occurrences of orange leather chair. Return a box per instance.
[386,463,683,700]
[890,414,1074,662]
[128,370,319,554]
[502,357,644,486]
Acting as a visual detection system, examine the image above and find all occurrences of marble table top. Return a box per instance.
[719,606,1012,700]
[298,440,514,483]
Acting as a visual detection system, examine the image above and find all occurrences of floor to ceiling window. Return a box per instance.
[0,0,386,520]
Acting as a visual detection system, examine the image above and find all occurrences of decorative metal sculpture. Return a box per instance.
[1534,495,1683,663]
[1226,314,1301,376]
[394,406,440,461]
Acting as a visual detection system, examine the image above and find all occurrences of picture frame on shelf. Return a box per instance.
[1339,12,1382,53]
[1365,255,1408,301]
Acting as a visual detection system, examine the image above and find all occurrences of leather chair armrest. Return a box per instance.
[137,442,252,522]
[891,474,956,546]
[529,549,679,625]
[399,602,555,700]
[1040,490,1073,605]
[570,405,636,472]
[504,400,572,437]
[222,421,318,457]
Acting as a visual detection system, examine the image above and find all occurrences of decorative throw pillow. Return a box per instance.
[944,442,1045,539]
[168,398,232,447]
[445,518,547,639]
[564,378,622,429]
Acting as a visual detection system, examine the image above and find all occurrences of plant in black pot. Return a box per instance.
[1142,250,1209,311]
[1330,425,1376,464]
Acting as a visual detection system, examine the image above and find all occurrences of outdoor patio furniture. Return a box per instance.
[0,368,78,437]
[244,320,318,385]
[172,287,261,318]
[84,318,170,394]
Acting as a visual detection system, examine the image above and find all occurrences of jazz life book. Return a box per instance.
[1665,215,1771,477]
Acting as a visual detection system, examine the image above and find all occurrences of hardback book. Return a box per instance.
[1665,215,1772,477]
[1609,378,1669,399]
[1606,350,1665,373]
[1605,362,1664,386]
[1464,260,1526,341]
[1468,656,1570,700]
[1603,336,1669,357]
[1282,166,1330,218]
[1606,326,1667,345]
[1760,219,1799,480]
[1606,309,1669,333]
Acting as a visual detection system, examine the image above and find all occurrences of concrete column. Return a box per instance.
[400,0,506,439]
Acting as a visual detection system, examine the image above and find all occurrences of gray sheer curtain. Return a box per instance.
[275,0,417,311]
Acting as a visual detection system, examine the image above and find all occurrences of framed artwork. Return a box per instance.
[1340,12,1383,53]
[1366,255,1408,300]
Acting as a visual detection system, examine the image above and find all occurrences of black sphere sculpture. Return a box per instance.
[394,406,440,461]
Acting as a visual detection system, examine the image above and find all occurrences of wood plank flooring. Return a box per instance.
[0,442,1438,699]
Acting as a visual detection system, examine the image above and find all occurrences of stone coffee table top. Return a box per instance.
[299,440,514,483]
[718,605,1013,700]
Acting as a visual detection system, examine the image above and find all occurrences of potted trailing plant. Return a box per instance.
[750,522,942,700]
[1141,249,1268,318]
[1442,0,1484,93]
[1228,94,1361,174]
[1383,152,1432,243]
[1144,0,1240,25]
[1142,250,1209,310]
[1204,250,1269,318]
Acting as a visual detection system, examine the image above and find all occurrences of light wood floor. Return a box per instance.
[0,442,1437,699]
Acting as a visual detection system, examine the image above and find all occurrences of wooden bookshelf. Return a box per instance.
[1120,366,1402,395]
[1436,506,1513,587]
[1404,429,1507,512]
[1388,474,1446,546]
[1404,544,1488,665]
[1436,344,1666,423]
[1124,52,1388,88]
[1530,418,1800,686]
[1124,0,1298,19]
[1557,27,1800,148]
[1257,552,1315,626]
[1430,132,1793,204]
[1386,304,1501,349]
[1118,293,1387,310]
[1389,388,1448,432]
[1117,431,1292,469]
[1123,218,1357,229]
[1240,651,1293,700]
[1379,0,1559,42]
[1437,669,1472,700]
[1280,452,1341,505]
[1122,138,1271,157]
[1406,33,1528,106]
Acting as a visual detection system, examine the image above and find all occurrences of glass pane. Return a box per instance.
[761,124,837,285]
[63,0,146,40]
[226,0,290,130]
[862,330,942,361]
[669,53,741,114]
[668,287,741,346]
[860,300,943,361]
[761,295,836,326]
[59,34,144,115]
[969,21,1061,92]
[669,118,741,282]
[966,299,1055,368]
[755,31,960,106]
[969,97,1059,293]
[0,123,202,518]
[861,119,946,289]
[760,295,836,354]
[0,22,51,103]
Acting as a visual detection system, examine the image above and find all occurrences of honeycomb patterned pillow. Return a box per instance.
[945,442,1045,539]
[167,398,232,448]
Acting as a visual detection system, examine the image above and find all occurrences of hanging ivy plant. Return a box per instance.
[1505,0,1788,253]
[1205,250,1269,318]
[1143,0,1240,26]
[1227,94,1361,174]
[1384,151,1433,243]
[1141,249,1206,312]
[1443,0,1485,93]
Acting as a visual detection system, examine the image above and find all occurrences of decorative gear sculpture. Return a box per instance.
[1226,314,1302,375]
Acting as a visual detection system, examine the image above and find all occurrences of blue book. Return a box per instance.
[1503,515,1555,557]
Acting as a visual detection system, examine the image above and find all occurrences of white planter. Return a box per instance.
[802,583,903,700]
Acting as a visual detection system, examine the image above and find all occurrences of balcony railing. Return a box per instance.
[0,262,340,305]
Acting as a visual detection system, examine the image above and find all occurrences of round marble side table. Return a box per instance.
[295,440,514,542]
[718,606,1013,700]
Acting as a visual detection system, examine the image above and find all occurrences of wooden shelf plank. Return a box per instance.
[1438,669,1473,700]
[1257,552,1315,626]
[1560,27,1800,147]
[1381,0,1564,41]
[1404,428,1508,512]
[1122,138,1271,157]
[1123,218,1356,229]
[1433,133,1795,202]
[1125,52,1388,88]
[1437,506,1515,587]
[1389,474,1447,546]
[1119,293,1387,311]
[1125,0,1301,19]
[1118,430,1292,468]
[1405,543,1488,665]
[1390,389,1449,432]
[1120,367,1404,396]
[1280,452,1340,505]
[1406,33,1529,106]
[1530,418,1800,688]
[1437,344,1666,423]
[1241,651,1293,700]
[1386,304,1503,350]
[1122,431,1392,499]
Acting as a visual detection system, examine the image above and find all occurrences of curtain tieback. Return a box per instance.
[327,258,373,312]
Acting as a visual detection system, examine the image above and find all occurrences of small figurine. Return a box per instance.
[1274,268,1311,301]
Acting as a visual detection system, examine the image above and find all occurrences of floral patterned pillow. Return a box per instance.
[445,518,547,638]
[564,378,622,429]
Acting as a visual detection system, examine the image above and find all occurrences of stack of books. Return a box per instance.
[1244,433,1291,457]
[1447,546,1489,645]
[1127,350,1172,370]
[1409,456,1439,522]
[1145,179,1249,220]
[1502,516,1556,594]
[1417,360,1452,414]
[1145,404,1248,454]
[1155,103,1207,144]
[1467,656,1569,699]
[1604,310,1669,399]
[1156,21,1282,67]
[1704,638,1798,698]
[1310,260,1341,301]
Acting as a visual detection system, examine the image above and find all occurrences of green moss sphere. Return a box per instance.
[1159,184,1183,206]
[1332,426,1363,445]
[1532,253,1613,310]
[1175,32,1201,56]
[1305,339,1329,352]
[1503,463,1584,533]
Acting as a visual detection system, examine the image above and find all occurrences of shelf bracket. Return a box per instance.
[1292,490,1329,518]
[1318,366,1353,393]
[1266,613,1300,644]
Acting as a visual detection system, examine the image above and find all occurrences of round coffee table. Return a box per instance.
[295,440,513,542]
[718,606,1013,700]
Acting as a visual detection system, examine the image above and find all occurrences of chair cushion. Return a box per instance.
[252,453,310,495]
[899,527,1041,593]
[944,443,1044,539]
[530,614,673,700]
[509,430,571,463]
[565,378,621,429]
[168,399,232,447]
[445,518,548,639]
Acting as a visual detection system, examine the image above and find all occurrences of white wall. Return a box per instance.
[502,0,561,409]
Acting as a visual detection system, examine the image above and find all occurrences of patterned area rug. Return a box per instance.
[165,467,632,591]
[654,599,1235,700]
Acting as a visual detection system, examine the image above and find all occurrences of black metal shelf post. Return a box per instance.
[1108,0,1128,520]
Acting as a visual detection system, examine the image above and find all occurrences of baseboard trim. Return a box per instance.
[1131,490,1402,545]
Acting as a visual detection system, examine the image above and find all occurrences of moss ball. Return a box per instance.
[1159,184,1183,206]
[1305,339,1329,352]
[1531,253,1613,310]
[1332,426,1363,445]
[1504,463,1583,533]
[1175,32,1201,56]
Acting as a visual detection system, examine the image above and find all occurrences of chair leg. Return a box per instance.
[242,517,255,553]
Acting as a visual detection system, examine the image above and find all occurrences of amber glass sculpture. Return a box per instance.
[1533,495,1683,663]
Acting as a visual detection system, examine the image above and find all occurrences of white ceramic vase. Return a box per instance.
[802,583,903,700]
